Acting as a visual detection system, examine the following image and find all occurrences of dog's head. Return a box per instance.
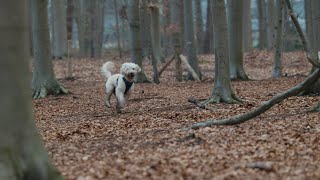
[120,63,141,82]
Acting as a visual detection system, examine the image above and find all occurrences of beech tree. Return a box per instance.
[242,0,252,51]
[0,1,62,179]
[31,0,68,99]
[51,0,67,59]
[184,0,201,80]
[203,0,213,54]
[227,0,249,80]
[128,0,150,82]
[257,0,267,49]
[194,0,204,53]
[202,0,241,104]
[188,0,320,129]
[139,0,151,59]
[272,0,284,78]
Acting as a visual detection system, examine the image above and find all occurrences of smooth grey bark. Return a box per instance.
[311,0,320,52]
[149,0,161,84]
[186,0,320,129]
[227,0,249,80]
[203,0,213,54]
[92,0,105,58]
[194,0,204,53]
[266,0,276,50]
[31,0,68,99]
[128,0,150,83]
[139,0,152,59]
[203,0,241,104]
[184,0,201,80]
[257,0,267,49]
[114,0,123,58]
[0,1,63,179]
[51,0,67,59]
[272,0,284,78]
[170,0,183,81]
[304,0,313,51]
[242,0,252,51]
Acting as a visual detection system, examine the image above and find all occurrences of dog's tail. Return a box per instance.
[101,61,115,79]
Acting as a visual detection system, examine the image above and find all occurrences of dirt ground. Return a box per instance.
[33,51,320,179]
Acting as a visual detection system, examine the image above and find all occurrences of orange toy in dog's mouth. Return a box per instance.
[127,73,135,81]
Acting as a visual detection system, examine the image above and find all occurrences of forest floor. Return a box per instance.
[34,51,320,180]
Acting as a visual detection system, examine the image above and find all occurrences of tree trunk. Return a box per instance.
[0,1,63,179]
[311,0,320,52]
[266,0,276,50]
[203,0,213,54]
[194,0,204,54]
[77,0,92,57]
[170,0,183,81]
[227,0,249,80]
[272,0,284,78]
[304,0,313,51]
[51,0,67,59]
[31,0,68,99]
[114,0,123,58]
[203,0,241,104]
[257,0,267,49]
[139,0,151,59]
[128,0,150,83]
[149,0,161,84]
[242,0,252,51]
[187,0,320,129]
[183,0,201,80]
[91,0,105,58]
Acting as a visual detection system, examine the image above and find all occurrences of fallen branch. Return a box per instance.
[235,162,274,172]
[186,69,320,129]
[158,55,175,77]
[183,0,320,130]
[188,97,216,111]
[179,54,200,81]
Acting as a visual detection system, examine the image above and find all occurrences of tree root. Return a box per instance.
[184,69,320,130]
[308,101,320,112]
[201,94,242,105]
[32,84,68,99]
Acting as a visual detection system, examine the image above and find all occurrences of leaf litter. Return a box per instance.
[34,51,320,179]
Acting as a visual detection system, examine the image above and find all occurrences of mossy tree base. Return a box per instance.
[32,82,68,99]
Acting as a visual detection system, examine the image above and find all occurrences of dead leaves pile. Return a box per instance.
[34,51,319,179]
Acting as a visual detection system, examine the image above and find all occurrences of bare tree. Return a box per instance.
[202,0,241,104]
[194,0,204,53]
[272,0,284,78]
[51,0,67,59]
[227,0,249,80]
[0,1,63,179]
[187,0,320,129]
[114,0,123,58]
[257,0,267,49]
[128,0,150,83]
[31,0,68,99]
[266,0,276,50]
[203,0,213,54]
[184,0,201,80]
[242,0,252,51]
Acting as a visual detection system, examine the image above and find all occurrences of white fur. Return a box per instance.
[101,61,141,112]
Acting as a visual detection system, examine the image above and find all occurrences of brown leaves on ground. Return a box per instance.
[34,51,320,179]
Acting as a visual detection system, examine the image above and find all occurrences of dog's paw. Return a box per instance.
[104,101,111,108]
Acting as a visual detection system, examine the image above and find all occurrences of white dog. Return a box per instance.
[101,61,141,112]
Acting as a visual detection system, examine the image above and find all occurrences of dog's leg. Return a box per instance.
[105,85,114,108]
[115,90,126,112]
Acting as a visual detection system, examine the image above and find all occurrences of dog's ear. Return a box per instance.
[135,64,141,72]
[120,64,128,75]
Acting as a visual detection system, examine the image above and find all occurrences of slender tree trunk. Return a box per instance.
[203,0,241,104]
[311,0,320,52]
[149,0,161,84]
[0,1,63,179]
[128,0,150,83]
[51,0,67,59]
[194,0,204,54]
[257,0,267,49]
[184,0,201,80]
[91,0,105,58]
[203,0,213,54]
[114,0,122,58]
[227,0,249,80]
[31,0,68,99]
[304,0,313,51]
[170,0,183,81]
[272,0,284,78]
[78,0,92,57]
[139,0,152,60]
[242,0,252,51]
[187,0,320,129]
[266,0,276,50]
